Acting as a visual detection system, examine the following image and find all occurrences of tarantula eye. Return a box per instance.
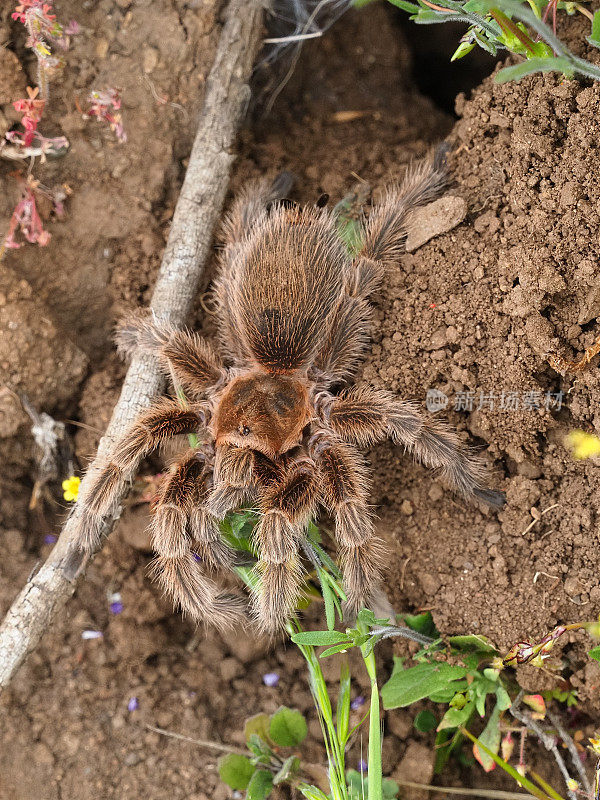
[238,424,251,436]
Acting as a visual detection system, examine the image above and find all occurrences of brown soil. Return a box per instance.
[1,2,599,798]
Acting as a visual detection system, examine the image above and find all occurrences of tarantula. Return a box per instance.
[71,150,504,633]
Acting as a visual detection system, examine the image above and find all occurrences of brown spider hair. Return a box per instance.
[69,149,504,633]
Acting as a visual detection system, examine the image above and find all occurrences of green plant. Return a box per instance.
[359,0,600,84]
[221,509,390,800]
[215,508,600,800]
[217,707,307,798]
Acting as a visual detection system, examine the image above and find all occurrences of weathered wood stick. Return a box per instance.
[0,0,264,691]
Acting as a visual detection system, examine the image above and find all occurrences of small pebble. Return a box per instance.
[82,630,103,640]
[400,499,414,516]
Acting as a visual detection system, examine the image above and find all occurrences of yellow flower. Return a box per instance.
[565,430,600,460]
[62,475,81,502]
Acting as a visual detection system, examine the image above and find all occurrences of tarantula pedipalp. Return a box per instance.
[70,151,505,633]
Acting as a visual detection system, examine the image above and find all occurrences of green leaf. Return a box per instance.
[414,709,437,732]
[348,770,399,799]
[475,691,488,718]
[437,701,474,731]
[403,611,439,638]
[273,755,301,785]
[428,680,469,703]
[269,707,308,747]
[383,778,400,798]
[298,785,330,800]
[589,645,600,662]
[336,659,351,744]
[434,728,461,774]
[496,56,574,83]
[319,569,337,632]
[381,662,468,709]
[448,634,498,654]
[452,39,476,60]
[320,643,354,657]
[247,734,273,763]
[291,630,348,646]
[217,754,255,790]
[247,769,274,800]
[473,704,502,772]
[244,714,272,745]
[496,685,512,711]
[357,608,390,627]
[588,9,600,47]
[346,769,366,799]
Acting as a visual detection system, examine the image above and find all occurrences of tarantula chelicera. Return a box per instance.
[71,150,504,632]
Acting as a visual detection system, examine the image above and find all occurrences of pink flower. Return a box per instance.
[13,87,45,146]
[4,177,52,249]
[86,88,127,143]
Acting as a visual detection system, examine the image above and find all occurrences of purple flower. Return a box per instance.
[44,534,57,544]
[262,672,280,687]
[108,592,123,614]
[351,695,365,710]
[358,759,368,774]
[127,697,139,712]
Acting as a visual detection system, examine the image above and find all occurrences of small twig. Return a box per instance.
[520,504,559,537]
[549,335,600,376]
[546,708,591,796]
[394,780,534,800]
[509,692,583,800]
[146,725,249,756]
[263,31,323,43]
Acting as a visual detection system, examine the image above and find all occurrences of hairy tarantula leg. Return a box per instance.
[313,438,384,613]
[71,399,204,552]
[206,446,285,520]
[205,445,257,520]
[153,449,234,571]
[115,312,226,400]
[252,462,318,634]
[220,172,295,248]
[319,386,505,508]
[350,147,448,296]
[148,451,243,627]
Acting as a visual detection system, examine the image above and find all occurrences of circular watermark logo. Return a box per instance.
[426,388,449,413]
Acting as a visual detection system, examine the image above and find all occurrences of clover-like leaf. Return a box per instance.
[269,707,308,747]
[218,753,255,790]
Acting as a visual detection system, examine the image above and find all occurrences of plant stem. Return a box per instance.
[287,619,350,800]
[234,562,349,800]
[358,623,382,800]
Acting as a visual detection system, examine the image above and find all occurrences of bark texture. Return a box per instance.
[0,0,264,691]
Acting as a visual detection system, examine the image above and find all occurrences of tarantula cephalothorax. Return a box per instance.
[71,151,504,633]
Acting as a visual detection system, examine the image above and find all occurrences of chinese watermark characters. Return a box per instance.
[426,388,563,414]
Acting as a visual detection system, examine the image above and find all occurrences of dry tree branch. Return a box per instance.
[509,691,591,800]
[0,0,264,692]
